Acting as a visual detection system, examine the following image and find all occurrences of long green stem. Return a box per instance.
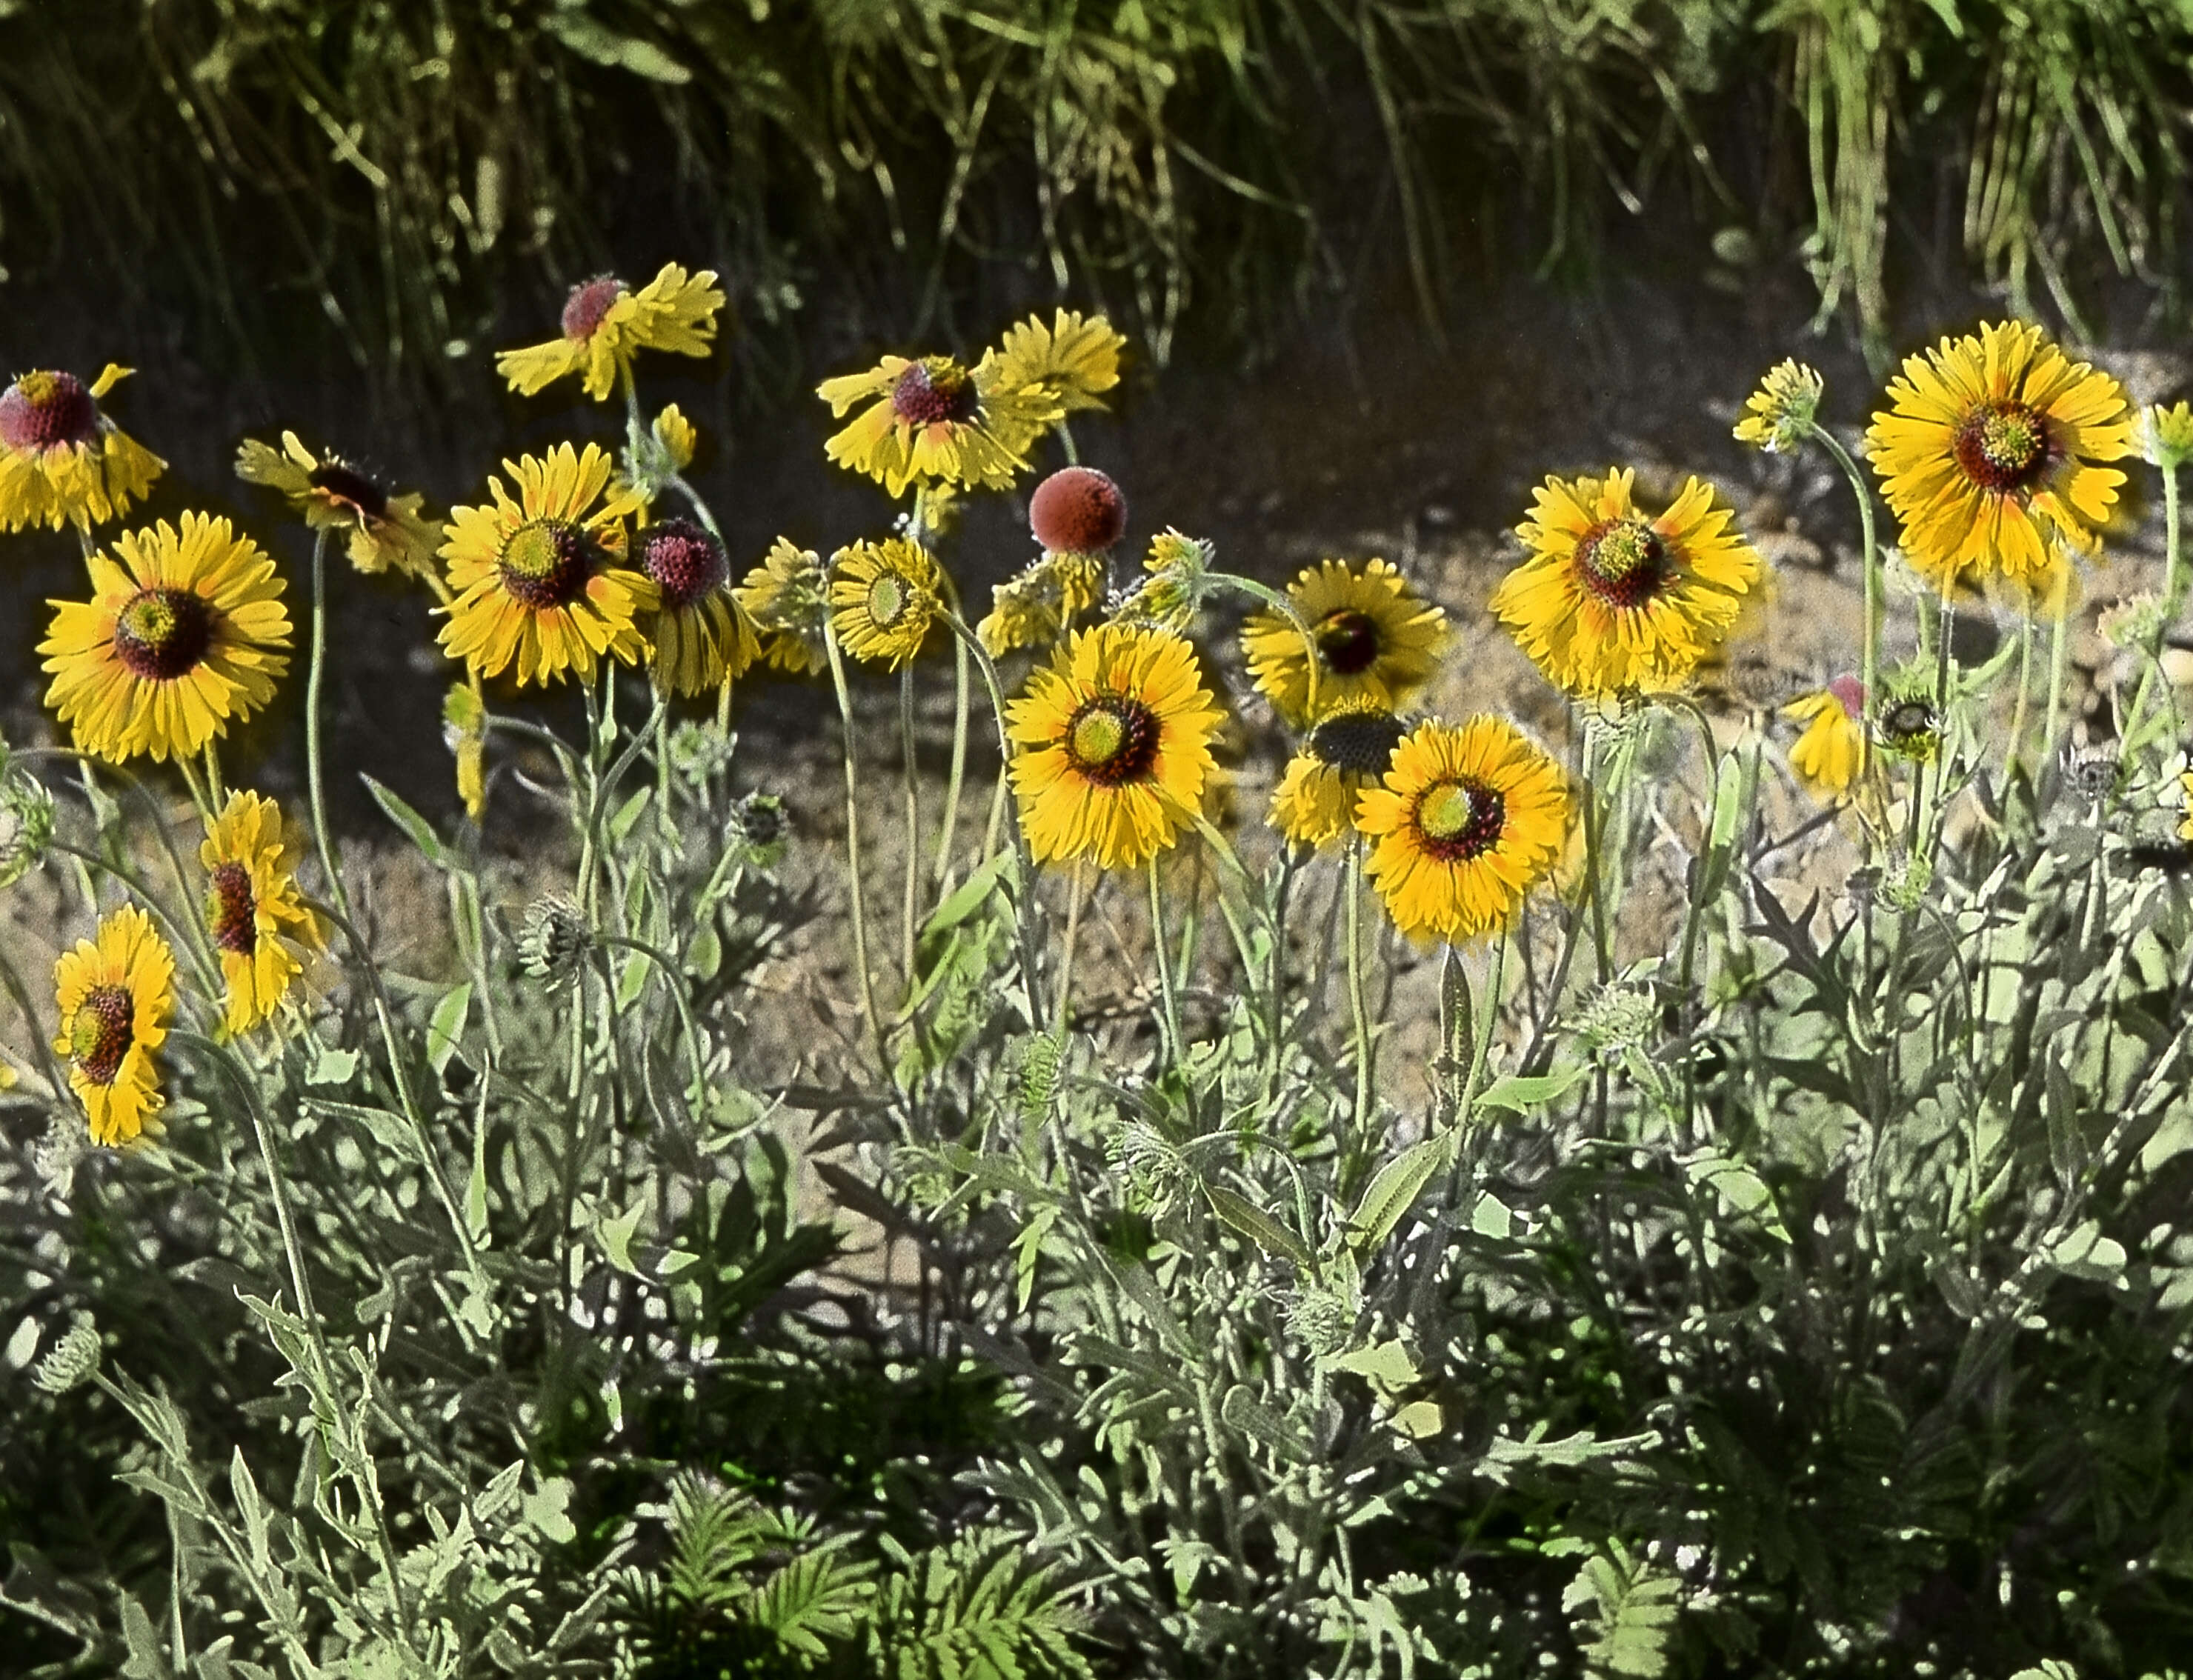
[1578,723,1614,980]
[822,622,886,1060]
[943,608,1047,1027]
[1344,836,1375,1147]
[2006,619,2036,779]
[2121,459,2183,750]
[2043,587,2070,767]
[1056,861,1088,1037]
[1147,856,1184,1070]
[933,580,971,891]
[1814,428,1881,790]
[899,666,922,994]
[304,529,352,924]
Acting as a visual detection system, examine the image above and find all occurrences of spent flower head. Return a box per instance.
[1111,528,1216,633]
[32,1315,101,1396]
[1880,850,1934,912]
[2062,743,2120,805]
[1568,982,1659,1061]
[1733,360,1825,453]
[0,764,56,890]
[518,895,592,989]
[2099,593,2166,653]
[2143,401,2193,470]
[734,792,788,864]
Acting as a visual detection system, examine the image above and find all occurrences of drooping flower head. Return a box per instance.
[1866,321,2133,593]
[988,310,1126,416]
[438,443,656,687]
[1270,705,1408,852]
[979,550,1105,656]
[1491,468,1763,700]
[1030,466,1128,558]
[1113,530,1217,633]
[496,264,725,401]
[736,538,832,676]
[817,352,1059,499]
[829,538,942,669]
[1733,361,1825,454]
[615,404,700,519]
[0,364,165,532]
[1783,676,1866,803]
[201,790,325,1036]
[1355,716,1571,945]
[236,432,440,578]
[53,904,174,1147]
[639,518,758,696]
[39,513,293,764]
[1242,559,1448,730]
[1005,624,1226,870]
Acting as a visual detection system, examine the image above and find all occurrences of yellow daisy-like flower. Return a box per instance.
[736,537,832,676]
[438,443,656,687]
[978,550,1105,657]
[0,364,165,533]
[236,431,440,578]
[201,790,324,1036]
[1242,559,1448,729]
[1732,360,1825,454]
[829,538,943,670]
[53,904,174,1147]
[1783,677,1866,803]
[989,310,1125,415]
[496,264,725,401]
[816,352,1059,499]
[1491,468,1763,701]
[1269,707,1408,852]
[1356,716,1571,945]
[39,513,293,765]
[637,518,759,696]
[1866,320,2134,592]
[1005,624,1226,870]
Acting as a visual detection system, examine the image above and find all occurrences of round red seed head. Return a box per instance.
[1030,467,1127,556]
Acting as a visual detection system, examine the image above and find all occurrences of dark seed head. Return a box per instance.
[1952,399,2053,493]
[1315,610,1383,676]
[1414,778,1505,861]
[206,862,258,956]
[891,359,980,427]
[69,985,134,1087]
[641,519,728,610]
[561,276,627,342]
[0,371,98,452]
[1030,467,1128,555]
[113,589,214,681]
[499,519,594,610]
[306,460,389,521]
[1574,519,1669,610]
[1065,696,1161,786]
[1308,710,1407,776]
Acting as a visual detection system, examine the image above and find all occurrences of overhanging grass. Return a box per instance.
[1,0,2186,378]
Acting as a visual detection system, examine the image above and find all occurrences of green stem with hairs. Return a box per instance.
[2006,618,2036,779]
[933,579,972,892]
[822,621,886,1061]
[304,527,353,924]
[1344,835,1375,1152]
[2121,456,2183,750]
[943,607,1048,1027]
[2044,586,2070,767]
[1147,856,1184,1070]
[1813,427,1882,790]
[899,666,922,995]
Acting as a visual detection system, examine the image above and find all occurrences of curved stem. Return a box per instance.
[822,621,886,1060]
[1814,427,1881,790]
[597,933,711,1111]
[933,590,972,892]
[304,528,353,924]
[1344,836,1375,1147]
[899,665,922,992]
[942,607,1047,1027]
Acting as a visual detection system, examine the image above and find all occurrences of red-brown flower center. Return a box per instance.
[0,370,98,452]
[1952,399,2053,493]
[1065,696,1160,786]
[113,589,214,681]
[561,276,627,342]
[641,519,728,610]
[1414,778,1505,861]
[1574,519,1669,610]
[307,460,389,522]
[1030,467,1128,554]
[499,519,594,610]
[891,361,980,427]
[206,861,259,956]
[1315,610,1383,676]
[69,985,134,1087]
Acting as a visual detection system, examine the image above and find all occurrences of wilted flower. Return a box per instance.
[1732,360,1824,453]
[518,895,592,989]
[235,432,440,578]
[2144,401,2193,470]
[1285,1281,1359,1359]
[497,265,725,402]
[668,720,736,787]
[2099,593,2166,652]
[1110,528,1215,632]
[31,1316,101,1396]
[2062,744,2120,804]
[1107,1119,1194,1212]
[0,765,56,890]
[1783,676,1866,803]
[1568,982,1659,1061]
[736,538,831,676]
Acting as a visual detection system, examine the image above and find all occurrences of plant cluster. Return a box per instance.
[3,271,2193,1679]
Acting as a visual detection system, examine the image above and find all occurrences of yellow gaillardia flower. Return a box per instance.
[53,904,174,1147]
[989,310,1125,414]
[236,432,440,578]
[816,352,1059,499]
[201,790,325,1036]
[1866,320,2134,593]
[978,551,1105,656]
[737,537,832,676]
[0,364,165,533]
[1242,559,1448,729]
[636,519,757,696]
[1005,624,1226,870]
[1733,360,1825,454]
[496,264,725,401]
[1783,677,1866,803]
[1357,716,1571,945]
[439,443,656,687]
[40,514,293,765]
[1491,468,1762,700]
[829,538,942,669]
[1270,707,1408,852]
